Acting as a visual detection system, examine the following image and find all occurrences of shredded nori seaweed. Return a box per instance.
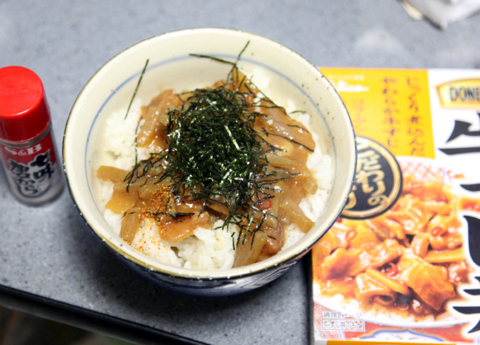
[124,43,302,243]
[124,59,149,120]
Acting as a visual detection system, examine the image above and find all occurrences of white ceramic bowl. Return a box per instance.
[63,28,356,296]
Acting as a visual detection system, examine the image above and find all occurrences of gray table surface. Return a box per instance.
[1,1,480,344]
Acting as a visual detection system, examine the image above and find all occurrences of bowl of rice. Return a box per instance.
[63,28,356,296]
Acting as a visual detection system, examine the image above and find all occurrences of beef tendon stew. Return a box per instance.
[96,62,333,270]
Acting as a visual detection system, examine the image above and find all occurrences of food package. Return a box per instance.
[312,68,480,344]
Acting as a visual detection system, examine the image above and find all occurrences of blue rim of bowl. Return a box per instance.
[63,27,357,281]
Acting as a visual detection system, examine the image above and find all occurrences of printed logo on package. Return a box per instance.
[436,79,480,110]
[7,149,55,198]
[342,136,402,219]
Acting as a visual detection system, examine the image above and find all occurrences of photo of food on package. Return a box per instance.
[314,158,479,319]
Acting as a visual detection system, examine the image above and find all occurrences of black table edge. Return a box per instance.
[0,284,208,345]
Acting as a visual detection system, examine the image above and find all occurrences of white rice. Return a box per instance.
[98,94,333,270]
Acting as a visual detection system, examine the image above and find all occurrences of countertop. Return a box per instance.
[1,1,480,344]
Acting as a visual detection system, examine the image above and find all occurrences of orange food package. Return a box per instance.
[311,68,480,345]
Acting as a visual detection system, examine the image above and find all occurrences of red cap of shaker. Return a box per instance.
[0,66,51,143]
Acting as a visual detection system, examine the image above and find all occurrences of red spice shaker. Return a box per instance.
[0,66,64,205]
